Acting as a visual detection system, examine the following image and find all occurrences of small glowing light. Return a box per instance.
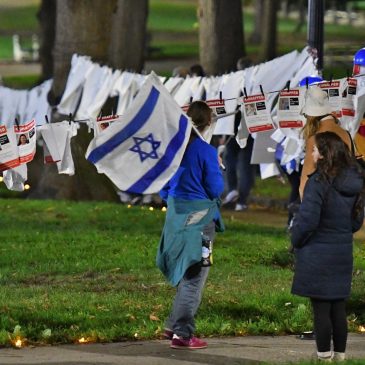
[134,332,138,338]
[149,207,154,211]
[127,205,131,208]
[0,176,3,182]
[359,325,365,333]
[24,184,30,190]
[15,339,22,348]
[78,337,87,343]
[161,207,167,212]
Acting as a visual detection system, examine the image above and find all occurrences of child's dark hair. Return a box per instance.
[187,101,212,132]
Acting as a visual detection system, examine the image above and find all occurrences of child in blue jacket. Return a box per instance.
[157,101,224,350]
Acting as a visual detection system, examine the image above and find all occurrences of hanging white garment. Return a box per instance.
[57,55,94,115]
[86,68,121,119]
[173,76,202,106]
[0,88,22,127]
[353,75,365,137]
[3,163,27,191]
[163,77,184,97]
[39,121,78,175]
[76,64,112,120]
[203,76,223,100]
[30,79,53,125]
[214,70,245,135]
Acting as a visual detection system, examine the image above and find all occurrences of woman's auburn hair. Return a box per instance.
[187,101,212,132]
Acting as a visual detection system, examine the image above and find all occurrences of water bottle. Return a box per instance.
[201,236,212,267]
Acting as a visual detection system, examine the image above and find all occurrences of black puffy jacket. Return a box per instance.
[291,167,364,300]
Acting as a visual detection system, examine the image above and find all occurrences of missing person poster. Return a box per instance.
[0,119,36,171]
[96,115,121,133]
[242,94,275,133]
[318,81,341,118]
[277,88,306,128]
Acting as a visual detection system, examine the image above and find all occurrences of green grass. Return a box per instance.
[2,74,40,89]
[0,198,364,347]
[0,5,39,33]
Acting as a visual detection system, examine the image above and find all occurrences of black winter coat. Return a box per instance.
[291,167,364,300]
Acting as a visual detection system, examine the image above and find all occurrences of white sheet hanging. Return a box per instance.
[3,163,27,191]
[57,55,94,115]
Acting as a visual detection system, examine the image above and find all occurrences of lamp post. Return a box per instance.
[307,0,324,73]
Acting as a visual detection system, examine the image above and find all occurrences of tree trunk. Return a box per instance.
[260,0,278,62]
[108,0,148,72]
[37,0,56,81]
[198,0,245,75]
[51,0,116,99]
[30,0,118,201]
[249,0,264,44]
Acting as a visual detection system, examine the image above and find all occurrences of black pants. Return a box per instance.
[311,298,347,353]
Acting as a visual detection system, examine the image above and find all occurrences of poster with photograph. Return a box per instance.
[277,88,306,128]
[0,125,18,171]
[242,94,275,133]
[181,99,227,116]
[0,119,36,171]
[96,115,121,133]
[15,119,36,164]
[318,80,342,118]
[206,99,227,116]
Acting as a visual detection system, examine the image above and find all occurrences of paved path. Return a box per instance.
[0,334,364,365]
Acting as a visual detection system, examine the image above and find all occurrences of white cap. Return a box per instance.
[302,86,332,116]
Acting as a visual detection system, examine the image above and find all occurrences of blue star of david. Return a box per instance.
[129,133,161,162]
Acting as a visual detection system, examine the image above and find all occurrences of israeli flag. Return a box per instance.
[86,73,192,194]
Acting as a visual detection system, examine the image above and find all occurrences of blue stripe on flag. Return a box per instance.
[126,114,189,194]
[87,86,160,164]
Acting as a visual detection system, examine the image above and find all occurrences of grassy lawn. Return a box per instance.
[0,198,364,347]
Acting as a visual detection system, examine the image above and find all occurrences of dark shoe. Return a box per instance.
[170,336,207,349]
[163,329,173,340]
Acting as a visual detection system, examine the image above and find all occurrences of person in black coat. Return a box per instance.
[291,131,365,362]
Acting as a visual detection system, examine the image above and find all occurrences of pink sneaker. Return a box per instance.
[170,335,207,349]
[163,329,173,340]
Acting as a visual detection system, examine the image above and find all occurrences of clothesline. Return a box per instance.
[219,72,365,103]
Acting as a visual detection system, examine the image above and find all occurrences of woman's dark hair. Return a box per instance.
[315,131,354,179]
[187,101,212,132]
[315,131,365,218]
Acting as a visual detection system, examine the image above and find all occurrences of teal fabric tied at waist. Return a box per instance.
[156,197,224,287]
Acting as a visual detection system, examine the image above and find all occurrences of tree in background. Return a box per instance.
[198,0,245,75]
[108,0,148,72]
[260,0,278,61]
[37,0,56,81]
[249,0,264,44]
[30,0,118,201]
